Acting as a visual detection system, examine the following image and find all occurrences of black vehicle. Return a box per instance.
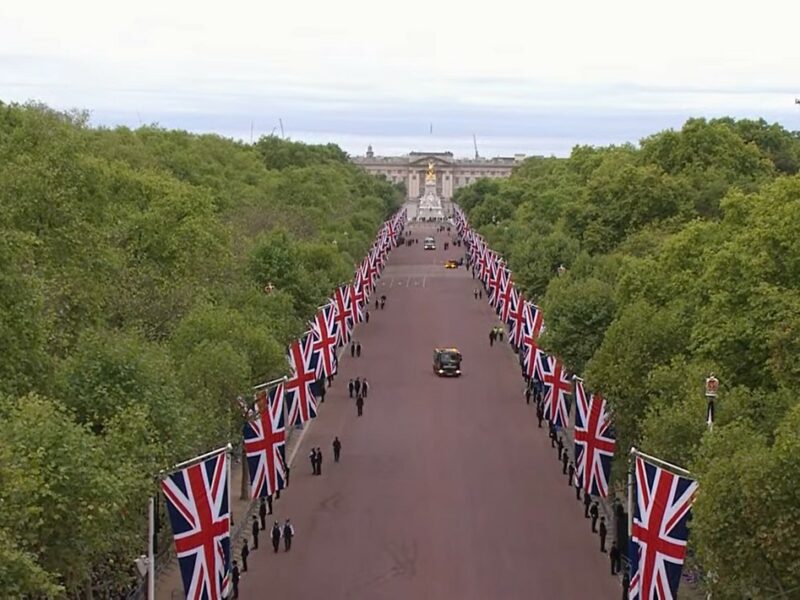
[433,348,462,377]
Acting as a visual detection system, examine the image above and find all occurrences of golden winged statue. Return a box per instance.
[425,160,436,184]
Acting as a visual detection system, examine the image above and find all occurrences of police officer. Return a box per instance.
[316,447,323,475]
[590,502,600,533]
[231,560,240,598]
[549,422,557,447]
[350,341,356,357]
[259,497,267,530]
[567,461,575,487]
[610,541,622,575]
[271,521,281,553]
[574,473,582,500]
[266,493,273,515]
[525,386,532,405]
[584,492,592,518]
[251,516,260,549]
[283,519,295,551]
[241,539,250,572]
[561,449,569,474]
[333,437,341,462]
[556,436,564,460]
[599,517,608,553]
[356,342,362,357]
[536,403,544,428]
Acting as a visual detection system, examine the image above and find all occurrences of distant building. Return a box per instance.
[352,146,524,202]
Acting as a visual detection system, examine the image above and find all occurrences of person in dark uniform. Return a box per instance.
[356,342,362,357]
[556,437,564,460]
[318,381,326,403]
[375,297,379,310]
[479,289,482,299]
[266,493,273,515]
[380,295,386,309]
[536,403,544,427]
[356,394,364,416]
[584,492,592,518]
[599,517,607,552]
[561,450,569,474]
[251,516,260,549]
[366,309,370,323]
[549,422,556,447]
[333,437,341,462]
[590,502,599,532]
[567,461,575,486]
[622,573,630,600]
[309,448,317,474]
[489,330,495,346]
[259,497,267,530]
[362,378,369,398]
[348,379,354,398]
[241,539,249,572]
[271,521,281,553]
[284,465,291,487]
[474,289,478,300]
[316,447,323,475]
[574,473,582,500]
[231,560,240,598]
[610,541,621,575]
[350,341,356,357]
[525,386,532,405]
[354,377,362,397]
[283,519,295,551]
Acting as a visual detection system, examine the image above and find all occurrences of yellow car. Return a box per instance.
[445,260,458,269]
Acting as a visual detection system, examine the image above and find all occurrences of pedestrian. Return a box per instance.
[549,422,556,447]
[356,342,362,357]
[599,517,607,552]
[349,379,354,398]
[567,461,575,485]
[259,497,267,530]
[380,295,386,309]
[479,289,482,299]
[583,492,592,518]
[622,573,630,600]
[319,380,326,403]
[536,403,544,428]
[474,289,478,300]
[556,436,564,460]
[241,540,249,572]
[525,386,531,405]
[574,474,582,500]
[590,502,599,533]
[333,436,341,462]
[366,309,370,323]
[375,297,379,309]
[362,378,369,398]
[283,519,295,551]
[489,330,495,346]
[316,447,323,475]
[498,329,504,341]
[271,521,281,553]
[309,448,317,474]
[561,450,569,474]
[231,560,240,598]
[251,516,259,549]
[285,465,291,487]
[350,341,356,357]
[610,541,621,575]
[267,493,273,515]
[356,394,364,416]
[354,377,362,397]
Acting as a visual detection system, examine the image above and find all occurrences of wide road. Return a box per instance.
[238,222,619,599]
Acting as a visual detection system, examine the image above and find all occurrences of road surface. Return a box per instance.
[238,222,620,599]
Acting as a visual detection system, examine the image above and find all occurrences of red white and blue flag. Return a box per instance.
[487,260,505,308]
[629,455,699,600]
[497,268,515,322]
[540,352,571,427]
[333,285,355,346]
[573,377,615,497]
[507,287,526,348]
[286,333,319,426]
[348,280,365,323]
[244,382,287,498]
[522,302,545,380]
[311,302,339,378]
[161,451,231,600]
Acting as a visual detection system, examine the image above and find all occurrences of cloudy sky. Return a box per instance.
[2,0,799,157]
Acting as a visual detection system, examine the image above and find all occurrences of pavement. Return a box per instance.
[230,222,621,600]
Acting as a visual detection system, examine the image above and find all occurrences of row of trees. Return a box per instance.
[457,118,800,598]
[0,102,402,596]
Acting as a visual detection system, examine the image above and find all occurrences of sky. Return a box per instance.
[2,0,799,158]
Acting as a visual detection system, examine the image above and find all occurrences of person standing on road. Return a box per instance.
[259,498,267,530]
[316,447,323,475]
[356,342,362,357]
[525,386,532,405]
[375,297,379,310]
[366,309,370,323]
[271,521,281,553]
[354,377,362,397]
[583,492,592,518]
[356,394,364,417]
[350,341,356,357]
[348,379,354,398]
[241,540,249,572]
[567,461,575,486]
[333,437,341,462]
[231,560,240,598]
[489,330,495,346]
[283,519,295,551]
[599,517,608,553]
[362,378,369,398]
[556,436,564,460]
[536,403,544,428]
[590,502,600,533]
[574,473,582,500]
[610,541,621,575]
[474,289,478,300]
[251,515,260,549]
[380,295,386,309]
[549,422,556,447]
[561,449,569,474]
[309,448,317,474]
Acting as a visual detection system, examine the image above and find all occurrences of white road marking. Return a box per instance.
[422,277,427,288]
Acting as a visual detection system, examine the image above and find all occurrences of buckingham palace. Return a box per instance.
[351,146,525,201]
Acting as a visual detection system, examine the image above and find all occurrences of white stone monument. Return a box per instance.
[417,160,445,221]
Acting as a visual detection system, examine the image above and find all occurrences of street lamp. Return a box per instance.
[704,373,719,430]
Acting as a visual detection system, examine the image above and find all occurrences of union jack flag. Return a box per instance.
[286,333,319,426]
[540,352,571,427]
[522,302,545,380]
[161,451,231,600]
[244,382,287,498]
[348,281,365,323]
[333,285,355,346]
[573,377,615,497]
[487,260,505,307]
[507,287,526,348]
[629,456,699,600]
[498,269,515,322]
[311,302,339,378]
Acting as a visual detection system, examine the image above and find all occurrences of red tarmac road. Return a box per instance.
[238,223,619,599]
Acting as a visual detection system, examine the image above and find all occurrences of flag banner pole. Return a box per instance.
[147,495,155,600]
[163,444,231,476]
[630,446,692,477]
[227,444,233,527]
[253,376,287,391]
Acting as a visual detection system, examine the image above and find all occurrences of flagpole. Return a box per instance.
[253,376,287,391]
[227,444,233,527]
[632,447,692,477]
[165,444,230,475]
[148,495,155,600]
